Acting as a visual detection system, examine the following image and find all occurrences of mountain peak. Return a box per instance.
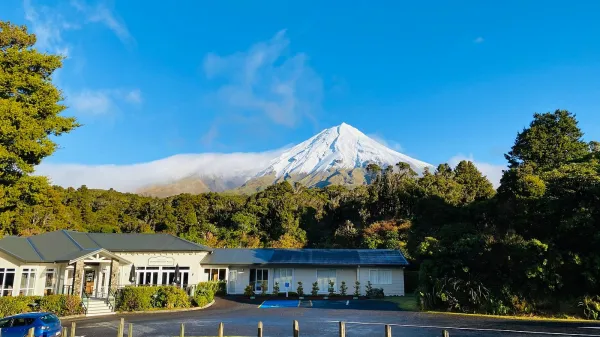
[257,124,432,178]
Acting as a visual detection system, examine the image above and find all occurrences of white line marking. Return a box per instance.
[346,300,349,306]
[326,321,600,336]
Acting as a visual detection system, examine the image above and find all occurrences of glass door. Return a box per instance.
[316,269,336,294]
[228,270,237,294]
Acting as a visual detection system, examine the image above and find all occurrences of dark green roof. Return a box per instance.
[0,230,212,263]
[201,248,409,267]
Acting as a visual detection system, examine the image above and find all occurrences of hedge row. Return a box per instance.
[0,295,83,318]
[197,281,226,296]
[117,286,191,312]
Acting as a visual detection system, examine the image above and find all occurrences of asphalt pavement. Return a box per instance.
[63,297,600,337]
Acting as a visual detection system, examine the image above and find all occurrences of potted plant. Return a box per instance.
[297,282,304,299]
[311,282,319,297]
[340,281,348,296]
[273,282,280,296]
[353,281,360,299]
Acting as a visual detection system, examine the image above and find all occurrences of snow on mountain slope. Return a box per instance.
[257,123,433,178]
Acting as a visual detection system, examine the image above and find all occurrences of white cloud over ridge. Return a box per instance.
[67,88,142,115]
[35,150,286,192]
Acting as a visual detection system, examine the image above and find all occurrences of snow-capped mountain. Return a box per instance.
[257,123,432,178]
[36,123,433,196]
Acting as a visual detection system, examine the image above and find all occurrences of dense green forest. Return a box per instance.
[2,21,600,318]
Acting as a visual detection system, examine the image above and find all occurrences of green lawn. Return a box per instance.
[381,293,419,311]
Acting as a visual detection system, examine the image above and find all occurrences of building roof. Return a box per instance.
[201,248,409,267]
[0,230,212,263]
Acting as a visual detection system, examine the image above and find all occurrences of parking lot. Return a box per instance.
[258,299,400,311]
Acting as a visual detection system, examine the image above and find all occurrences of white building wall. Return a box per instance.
[358,267,405,296]
[114,252,208,286]
[0,251,67,297]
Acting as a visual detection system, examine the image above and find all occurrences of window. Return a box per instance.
[369,269,392,285]
[137,266,190,287]
[19,268,36,296]
[250,269,268,292]
[0,318,11,328]
[40,314,60,324]
[274,269,293,291]
[317,269,336,293]
[203,268,227,281]
[11,317,35,327]
[44,268,56,295]
[0,268,15,297]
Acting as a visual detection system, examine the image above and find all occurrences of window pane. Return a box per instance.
[0,318,11,328]
[5,273,14,287]
[218,269,226,281]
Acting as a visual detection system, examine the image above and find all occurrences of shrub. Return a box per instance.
[354,281,360,297]
[156,286,190,309]
[260,281,268,296]
[244,284,255,297]
[340,281,347,296]
[118,287,156,311]
[117,286,191,312]
[365,281,373,296]
[273,282,280,295]
[0,296,38,318]
[278,292,298,297]
[579,295,600,320]
[193,288,214,307]
[297,282,304,296]
[365,281,384,298]
[311,282,319,296]
[328,280,335,296]
[197,281,226,296]
[38,295,83,316]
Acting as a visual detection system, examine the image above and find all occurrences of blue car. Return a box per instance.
[0,312,62,337]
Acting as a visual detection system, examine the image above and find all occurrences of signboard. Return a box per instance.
[284,282,290,288]
[148,256,175,266]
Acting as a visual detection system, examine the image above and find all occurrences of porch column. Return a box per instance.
[73,260,85,296]
[109,259,120,292]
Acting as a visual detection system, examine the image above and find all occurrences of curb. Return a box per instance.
[62,300,215,321]
[423,310,593,323]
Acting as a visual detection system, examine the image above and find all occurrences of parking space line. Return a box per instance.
[257,300,265,308]
[327,321,600,336]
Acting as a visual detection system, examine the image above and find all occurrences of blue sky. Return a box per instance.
[3,0,600,187]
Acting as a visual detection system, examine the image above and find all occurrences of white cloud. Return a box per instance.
[23,0,76,56]
[69,90,112,115]
[368,133,403,152]
[448,154,505,188]
[71,0,134,45]
[203,30,323,128]
[473,36,485,44]
[68,88,142,115]
[36,150,286,192]
[124,89,142,104]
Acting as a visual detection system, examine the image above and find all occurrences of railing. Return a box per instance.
[81,292,89,315]
[61,285,73,295]
[106,288,118,312]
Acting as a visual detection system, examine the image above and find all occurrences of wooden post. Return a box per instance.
[258,321,263,337]
[62,326,68,337]
[179,323,185,337]
[442,330,450,337]
[128,323,133,337]
[218,322,224,337]
[70,322,76,337]
[118,318,125,337]
[293,320,299,337]
[385,324,392,337]
[27,327,34,337]
[339,321,346,337]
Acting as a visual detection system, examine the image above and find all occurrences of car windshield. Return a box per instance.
[40,314,59,324]
[0,318,11,328]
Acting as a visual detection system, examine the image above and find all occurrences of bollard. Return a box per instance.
[129,323,133,337]
[119,318,125,337]
[70,322,76,337]
[339,321,345,337]
[293,320,299,337]
[218,322,224,337]
[180,323,185,337]
[62,327,68,337]
[258,321,263,337]
[27,327,34,337]
[442,330,450,337]
[385,324,392,337]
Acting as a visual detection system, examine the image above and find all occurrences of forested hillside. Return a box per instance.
[2,21,600,318]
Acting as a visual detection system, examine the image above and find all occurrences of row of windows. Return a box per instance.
[135,266,190,287]
[0,268,57,297]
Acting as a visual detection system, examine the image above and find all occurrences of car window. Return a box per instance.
[40,314,59,324]
[11,317,35,327]
[0,318,12,328]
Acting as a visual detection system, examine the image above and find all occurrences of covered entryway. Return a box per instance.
[63,249,130,300]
